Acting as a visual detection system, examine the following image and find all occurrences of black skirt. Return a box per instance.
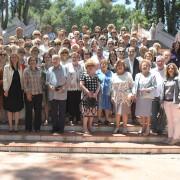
[3,70,24,112]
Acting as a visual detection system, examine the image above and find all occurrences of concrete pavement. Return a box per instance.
[1,153,180,180]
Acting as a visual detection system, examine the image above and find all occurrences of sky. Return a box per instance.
[74,0,135,8]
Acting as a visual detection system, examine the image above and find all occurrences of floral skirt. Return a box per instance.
[81,97,98,117]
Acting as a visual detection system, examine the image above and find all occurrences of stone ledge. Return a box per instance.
[0,141,179,154]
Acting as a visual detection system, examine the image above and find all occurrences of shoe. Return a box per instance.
[138,127,145,135]
[122,127,128,134]
[83,130,90,134]
[164,138,172,144]
[150,130,158,136]
[44,120,48,126]
[113,127,119,134]
[98,120,103,125]
[168,139,179,145]
[14,127,19,133]
[143,127,150,136]
[69,121,74,126]
[104,120,109,126]
[35,130,40,133]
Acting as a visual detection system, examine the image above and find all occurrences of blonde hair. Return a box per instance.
[139,59,151,71]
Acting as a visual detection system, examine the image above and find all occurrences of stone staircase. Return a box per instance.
[0,124,179,154]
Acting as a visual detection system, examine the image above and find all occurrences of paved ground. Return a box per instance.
[0,153,180,180]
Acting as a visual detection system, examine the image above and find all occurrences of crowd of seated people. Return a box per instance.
[0,24,180,144]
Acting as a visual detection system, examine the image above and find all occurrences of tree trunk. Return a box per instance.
[156,0,165,23]
[1,0,4,28]
[2,0,9,29]
[167,0,176,35]
[23,0,30,25]
[135,0,139,10]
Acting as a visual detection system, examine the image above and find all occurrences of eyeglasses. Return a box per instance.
[0,54,6,56]
[61,51,68,54]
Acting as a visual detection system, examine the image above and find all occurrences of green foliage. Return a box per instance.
[28,0,149,32]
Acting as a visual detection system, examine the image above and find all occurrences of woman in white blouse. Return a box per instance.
[66,52,83,125]
[111,60,134,134]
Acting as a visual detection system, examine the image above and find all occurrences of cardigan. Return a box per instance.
[3,64,23,92]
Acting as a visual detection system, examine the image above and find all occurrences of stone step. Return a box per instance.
[0,141,179,154]
[0,124,142,132]
[0,132,167,143]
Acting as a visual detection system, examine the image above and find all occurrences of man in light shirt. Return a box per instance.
[151,55,166,135]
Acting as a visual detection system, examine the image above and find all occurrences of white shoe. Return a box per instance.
[113,127,119,134]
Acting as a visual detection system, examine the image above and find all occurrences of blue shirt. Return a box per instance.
[96,69,113,96]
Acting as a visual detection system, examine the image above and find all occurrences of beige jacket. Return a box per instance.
[3,64,23,92]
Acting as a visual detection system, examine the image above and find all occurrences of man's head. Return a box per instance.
[156,55,165,70]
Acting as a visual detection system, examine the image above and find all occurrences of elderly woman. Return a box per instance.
[23,56,43,132]
[80,58,100,134]
[97,59,113,125]
[111,60,134,134]
[144,51,156,69]
[162,63,180,145]
[66,52,83,125]
[59,47,71,66]
[133,60,157,136]
[3,53,24,132]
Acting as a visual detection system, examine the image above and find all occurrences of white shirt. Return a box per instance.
[151,66,166,97]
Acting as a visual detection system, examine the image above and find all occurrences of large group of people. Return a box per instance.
[0,24,180,145]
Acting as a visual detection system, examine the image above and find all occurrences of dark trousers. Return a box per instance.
[50,99,66,133]
[151,97,164,133]
[67,91,81,122]
[25,94,43,131]
[131,102,136,122]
